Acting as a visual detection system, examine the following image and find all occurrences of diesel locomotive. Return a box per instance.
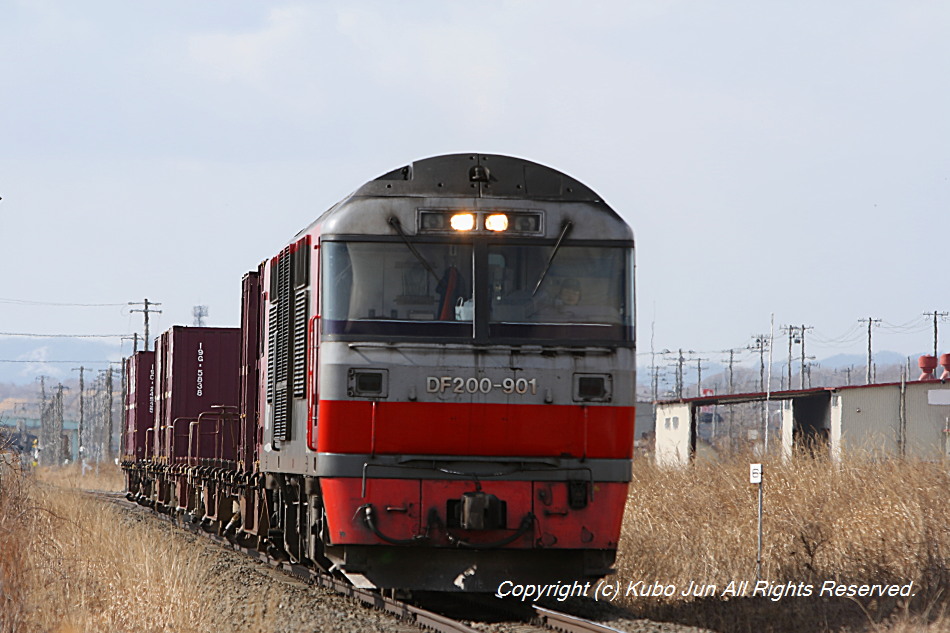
[123,153,636,592]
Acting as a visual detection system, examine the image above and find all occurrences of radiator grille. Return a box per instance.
[292,288,308,398]
[267,238,310,444]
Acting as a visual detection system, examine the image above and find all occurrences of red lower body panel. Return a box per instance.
[321,478,629,550]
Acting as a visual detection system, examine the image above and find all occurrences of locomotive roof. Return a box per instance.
[355,153,602,201]
[295,153,632,241]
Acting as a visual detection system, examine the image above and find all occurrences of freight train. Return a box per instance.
[122,153,636,592]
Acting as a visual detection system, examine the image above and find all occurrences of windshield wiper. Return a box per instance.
[532,221,573,296]
[388,217,441,283]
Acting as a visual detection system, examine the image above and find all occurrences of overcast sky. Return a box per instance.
[2,1,949,381]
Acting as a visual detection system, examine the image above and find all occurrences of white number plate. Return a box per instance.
[426,376,538,395]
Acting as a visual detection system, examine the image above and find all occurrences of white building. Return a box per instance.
[654,379,950,465]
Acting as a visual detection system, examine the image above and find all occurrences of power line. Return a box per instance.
[924,311,949,358]
[129,298,162,350]
[0,332,127,338]
[0,359,116,363]
[0,297,127,307]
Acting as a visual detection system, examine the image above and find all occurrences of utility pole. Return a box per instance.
[799,324,814,390]
[723,349,738,393]
[781,325,799,390]
[803,358,817,388]
[693,356,709,397]
[129,298,162,351]
[193,305,209,327]
[72,367,85,460]
[90,372,103,462]
[924,311,948,358]
[53,384,65,464]
[105,366,114,461]
[722,348,738,444]
[672,349,696,399]
[651,349,670,402]
[650,366,664,402]
[858,318,881,384]
[749,335,769,392]
[674,349,685,399]
[38,376,48,466]
[122,333,140,354]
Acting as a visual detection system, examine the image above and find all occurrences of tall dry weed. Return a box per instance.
[0,455,32,633]
[615,451,950,631]
[0,461,213,632]
[37,461,125,492]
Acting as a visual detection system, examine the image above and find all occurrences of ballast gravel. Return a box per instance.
[117,498,710,633]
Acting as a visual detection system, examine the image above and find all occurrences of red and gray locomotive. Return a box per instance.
[123,153,636,592]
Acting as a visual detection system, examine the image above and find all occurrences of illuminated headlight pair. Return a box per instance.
[450,213,508,232]
[418,210,541,234]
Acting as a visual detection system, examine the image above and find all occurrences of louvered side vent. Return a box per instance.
[274,387,288,442]
[292,287,308,398]
[273,250,293,442]
[267,304,277,405]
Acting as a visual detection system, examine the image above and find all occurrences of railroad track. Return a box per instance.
[92,490,640,633]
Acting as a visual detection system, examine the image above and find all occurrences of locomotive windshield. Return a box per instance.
[323,241,474,337]
[322,240,633,343]
[487,244,632,341]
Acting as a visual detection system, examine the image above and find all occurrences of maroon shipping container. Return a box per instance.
[123,351,155,461]
[239,268,263,473]
[153,326,241,466]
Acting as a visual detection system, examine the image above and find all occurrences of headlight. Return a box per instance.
[450,213,475,231]
[485,213,509,232]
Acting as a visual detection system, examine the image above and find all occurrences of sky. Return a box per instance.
[2,1,950,384]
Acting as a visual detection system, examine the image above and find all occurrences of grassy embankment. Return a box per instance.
[0,459,212,632]
[3,451,949,632]
[615,452,950,632]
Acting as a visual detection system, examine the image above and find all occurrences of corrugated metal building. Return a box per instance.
[655,378,950,466]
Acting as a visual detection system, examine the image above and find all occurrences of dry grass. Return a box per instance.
[615,451,950,632]
[6,451,950,632]
[0,459,213,632]
[36,461,126,492]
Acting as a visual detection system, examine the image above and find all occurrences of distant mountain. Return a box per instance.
[819,351,918,370]
[638,350,917,373]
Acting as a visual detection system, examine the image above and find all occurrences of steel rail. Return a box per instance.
[533,605,631,633]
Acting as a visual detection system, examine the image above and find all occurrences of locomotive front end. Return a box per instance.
[261,154,635,591]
